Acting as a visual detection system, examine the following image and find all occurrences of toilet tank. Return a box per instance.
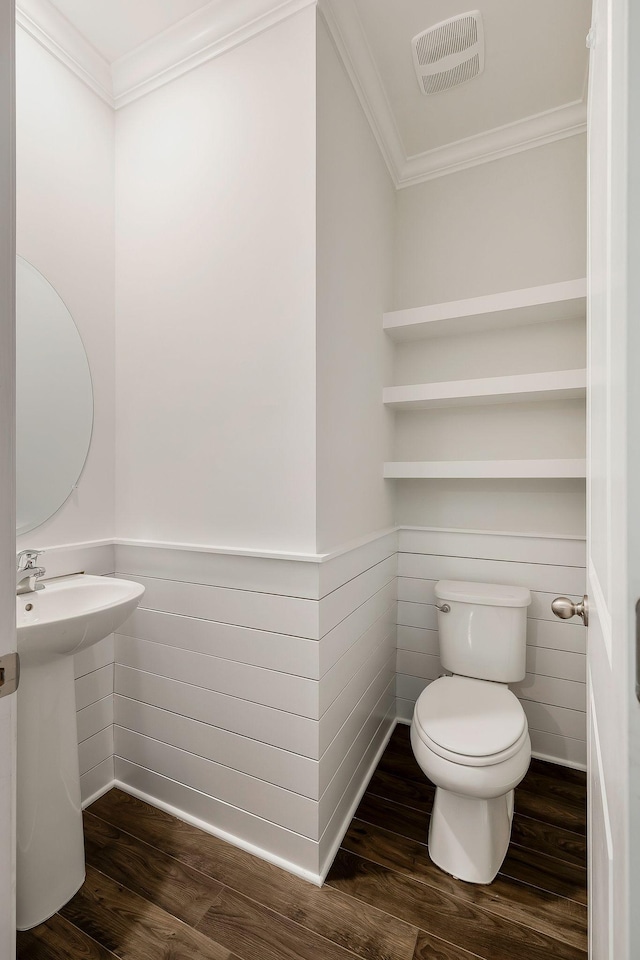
[435,580,531,683]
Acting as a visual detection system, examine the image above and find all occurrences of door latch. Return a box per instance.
[0,652,20,697]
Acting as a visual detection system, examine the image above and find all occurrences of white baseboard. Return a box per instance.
[531,749,587,772]
[318,711,397,882]
[82,778,116,809]
[111,778,325,887]
[79,712,583,896]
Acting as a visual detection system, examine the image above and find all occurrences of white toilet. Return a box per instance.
[410,579,532,885]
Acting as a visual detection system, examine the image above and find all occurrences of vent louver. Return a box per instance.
[412,12,484,96]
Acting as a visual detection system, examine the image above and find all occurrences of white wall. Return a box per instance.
[115,8,317,554]
[394,135,587,309]
[15,27,118,804]
[315,16,395,553]
[110,11,399,881]
[15,29,115,551]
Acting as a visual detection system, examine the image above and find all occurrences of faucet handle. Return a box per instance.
[17,549,45,570]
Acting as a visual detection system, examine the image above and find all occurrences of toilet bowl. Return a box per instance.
[409,580,532,884]
[411,675,531,883]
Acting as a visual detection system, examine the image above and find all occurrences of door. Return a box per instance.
[586,0,640,956]
[0,0,16,954]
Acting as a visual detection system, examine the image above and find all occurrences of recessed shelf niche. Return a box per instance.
[383,279,587,482]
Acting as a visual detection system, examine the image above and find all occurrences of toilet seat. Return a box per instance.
[413,675,527,768]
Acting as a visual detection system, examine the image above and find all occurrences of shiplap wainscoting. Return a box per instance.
[111,531,397,882]
[75,636,115,802]
[396,528,588,768]
[60,528,586,883]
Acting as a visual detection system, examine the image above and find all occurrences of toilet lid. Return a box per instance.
[414,676,526,758]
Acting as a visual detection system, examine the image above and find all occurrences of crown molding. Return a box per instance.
[320,0,587,189]
[111,0,317,109]
[16,0,113,105]
[318,1,403,185]
[397,99,587,188]
[17,0,586,178]
[16,0,317,111]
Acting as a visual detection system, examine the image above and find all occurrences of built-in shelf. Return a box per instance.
[383,278,587,342]
[383,459,587,479]
[383,369,587,411]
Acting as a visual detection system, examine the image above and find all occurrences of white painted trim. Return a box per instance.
[18,0,586,187]
[318,0,402,185]
[318,712,396,881]
[27,527,584,559]
[111,0,317,109]
[398,525,586,543]
[31,541,115,579]
[397,527,586,567]
[113,779,324,886]
[397,100,587,188]
[320,0,586,187]
[28,538,114,552]
[115,537,324,563]
[589,558,613,667]
[81,778,116,810]
[15,0,112,105]
[115,526,396,564]
[315,526,397,563]
[16,0,317,111]
[531,750,587,772]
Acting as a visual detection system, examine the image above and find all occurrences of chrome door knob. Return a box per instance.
[552,595,589,626]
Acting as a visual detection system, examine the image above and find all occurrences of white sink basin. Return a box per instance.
[17,574,145,662]
[16,574,144,931]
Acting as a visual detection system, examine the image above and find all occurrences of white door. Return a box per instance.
[586,0,640,956]
[0,0,16,954]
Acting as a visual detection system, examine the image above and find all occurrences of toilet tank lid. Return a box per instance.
[435,580,531,607]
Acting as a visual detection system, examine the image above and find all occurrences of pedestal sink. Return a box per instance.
[16,574,144,931]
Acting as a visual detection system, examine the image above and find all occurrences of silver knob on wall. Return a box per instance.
[552,595,589,626]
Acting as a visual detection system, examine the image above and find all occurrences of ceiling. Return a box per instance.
[46,0,213,62]
[39,0,591,183]
[353,0,591,157]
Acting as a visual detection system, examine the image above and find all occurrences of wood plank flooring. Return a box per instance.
[17,723,587,960]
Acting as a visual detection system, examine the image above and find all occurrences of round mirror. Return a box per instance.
[16,257,93,535]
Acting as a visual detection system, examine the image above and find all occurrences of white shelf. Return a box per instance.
[383,369,587,411]
[383,278,587,342]
[384,459,587,479]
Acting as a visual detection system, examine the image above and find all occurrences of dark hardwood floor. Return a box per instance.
[17,724,587,960]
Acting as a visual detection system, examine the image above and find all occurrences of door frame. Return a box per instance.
[0,0,16,953]
[587,0,640,955]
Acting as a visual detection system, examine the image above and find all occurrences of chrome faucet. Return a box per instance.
[16,549,46,595]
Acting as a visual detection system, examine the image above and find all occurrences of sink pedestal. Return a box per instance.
[16,574,144,930]
[17,655,86,930]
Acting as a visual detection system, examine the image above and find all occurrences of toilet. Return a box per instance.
[410,579,532,885]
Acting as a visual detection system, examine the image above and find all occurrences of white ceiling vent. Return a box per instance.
[412,11,484,96]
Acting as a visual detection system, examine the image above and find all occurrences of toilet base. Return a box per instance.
[428,787,514,884]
